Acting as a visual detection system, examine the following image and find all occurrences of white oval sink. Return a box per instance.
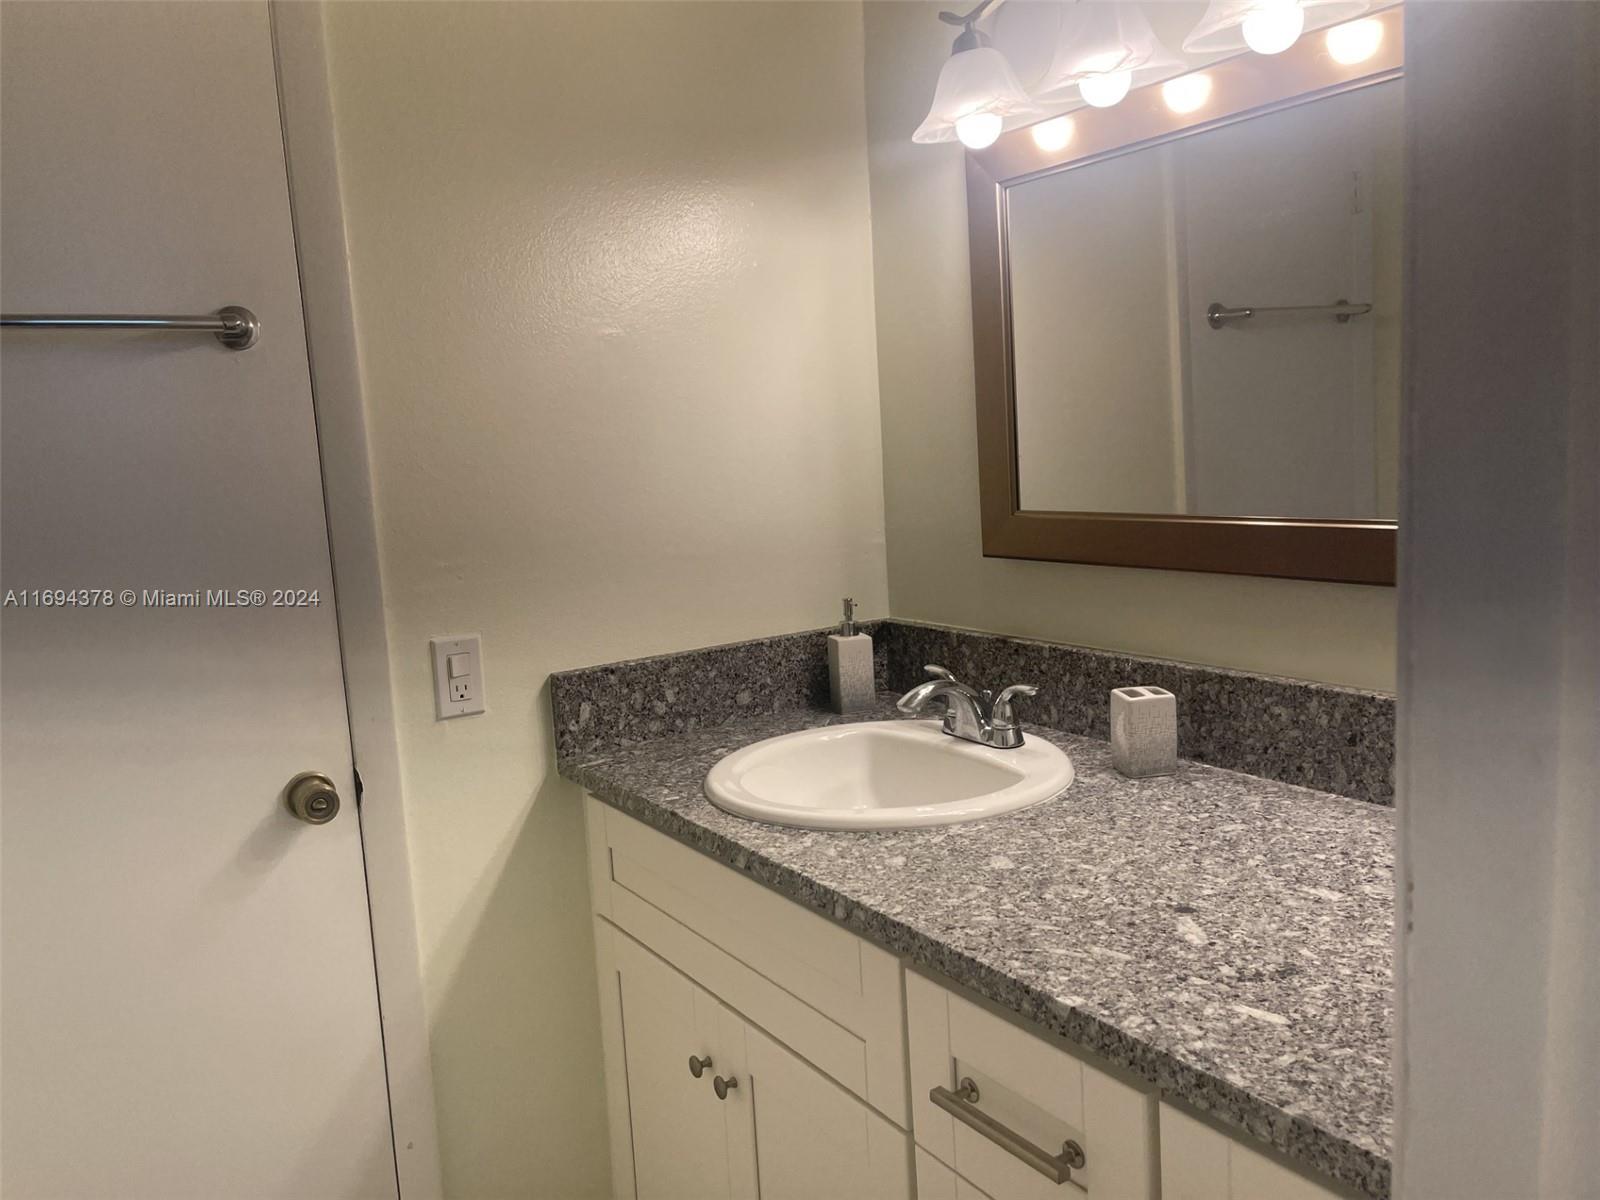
[704,720,1074,830]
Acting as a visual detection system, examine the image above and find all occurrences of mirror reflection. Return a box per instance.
[1009,78,1402,520]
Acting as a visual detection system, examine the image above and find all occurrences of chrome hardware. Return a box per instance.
[712,1074,739,1100]
[1206,298,1372,330]
[1,305,260,350]
[991,684,1038,730]
[213,305,261,349]
[939,0,999,53]
[896,665,1036,749]
[930,1080,1087,1184]
[688,1054,713,1079]
[285,772,340,825]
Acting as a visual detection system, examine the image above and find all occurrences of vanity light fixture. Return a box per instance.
[1325,16,1385,64]
[1030,115,1075,152]
[1031,2,1183,111]
[1161,72,1214,114]
[1183,0,1371,57]
[913,0,1041,149]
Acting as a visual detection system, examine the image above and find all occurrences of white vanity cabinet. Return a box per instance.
[584,797,1352,1200]
[605,928,908,1200]
[586,797,913,1200]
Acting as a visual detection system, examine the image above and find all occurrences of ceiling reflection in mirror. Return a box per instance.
[1008,78,1402,521]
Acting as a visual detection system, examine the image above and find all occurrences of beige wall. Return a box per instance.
[322,3,887,1195]
[862,1,1396,692]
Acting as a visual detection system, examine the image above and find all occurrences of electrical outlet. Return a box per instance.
[430,635,485,718]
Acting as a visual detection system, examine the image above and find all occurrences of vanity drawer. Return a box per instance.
[907,970,1158,1200]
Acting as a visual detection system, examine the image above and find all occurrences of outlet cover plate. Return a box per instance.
[430,634,485,718]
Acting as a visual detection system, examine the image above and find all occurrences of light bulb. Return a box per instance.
[955,111,1003,150]
[1078,69,1133,108]
[1241,1,1304,55]
[1030,116,1074,152]
[1325,18,1384,65]
[1161,73,1213,115]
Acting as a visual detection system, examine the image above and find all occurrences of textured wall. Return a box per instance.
[862,1,1397,692]
[322,3,887,1194]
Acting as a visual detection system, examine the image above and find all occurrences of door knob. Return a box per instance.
[713,1074,738,1100]
[688,1055,713,1079]
[285,772,341,825]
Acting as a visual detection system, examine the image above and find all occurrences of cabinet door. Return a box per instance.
[616,933,735,1200]
[744,1022,913,1200]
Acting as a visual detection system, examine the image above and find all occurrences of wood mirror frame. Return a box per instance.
[967,7,1402,585]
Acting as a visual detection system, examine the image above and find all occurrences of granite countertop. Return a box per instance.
[559,696,1394,1199]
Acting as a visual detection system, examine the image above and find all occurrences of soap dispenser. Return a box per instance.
[827,598,874,714]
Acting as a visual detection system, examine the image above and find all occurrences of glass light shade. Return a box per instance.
[1031,2,1184,108]
[913,45,1042,145]
[1030,115,1075,152]
[1325,17,1384,64]
[1183,0,1370,55]
[1161,72,1214,114]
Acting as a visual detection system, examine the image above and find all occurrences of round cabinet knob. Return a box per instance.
[688,1055,713,1079]
[712,1074,739,1100]
[285,772,341,825]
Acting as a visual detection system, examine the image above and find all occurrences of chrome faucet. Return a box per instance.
[896,665,1038,750]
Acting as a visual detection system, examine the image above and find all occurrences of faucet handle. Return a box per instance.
[991,684,1038,727]
[924,664,958,681]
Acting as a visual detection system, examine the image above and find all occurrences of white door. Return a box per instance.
[615,935,736,1200]
[0,3,396,1197]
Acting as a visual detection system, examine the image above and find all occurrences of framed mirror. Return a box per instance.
[967,7,1402,584]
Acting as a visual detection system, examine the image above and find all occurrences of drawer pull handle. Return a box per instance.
[688,1055,713,1079]
[930,1078,1087,1185]
[713,1074,739,1100]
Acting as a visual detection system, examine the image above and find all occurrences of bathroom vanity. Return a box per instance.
[558,629,1394,1200]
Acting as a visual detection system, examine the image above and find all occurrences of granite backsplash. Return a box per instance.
[550,622,888,759]
[550,619,1395,804]
[878,622,1395,804]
